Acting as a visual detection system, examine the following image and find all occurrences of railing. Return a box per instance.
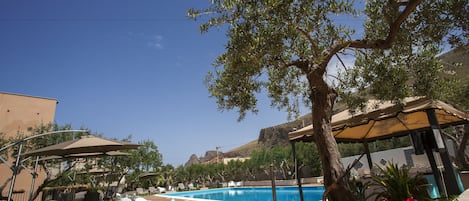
[1,190,27,201]
[41,186,88,201]
[241,177,323,186]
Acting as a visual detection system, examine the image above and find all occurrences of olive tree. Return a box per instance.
[189,1,467,200]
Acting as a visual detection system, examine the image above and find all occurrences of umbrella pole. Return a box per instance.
[291,141,304,201]
[8,142,23,201]
[270,163,277,201]
[363,142,373,170]
[28,156,39,201]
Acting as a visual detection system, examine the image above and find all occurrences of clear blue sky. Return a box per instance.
[0,1,302,166]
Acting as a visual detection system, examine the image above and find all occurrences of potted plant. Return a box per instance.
[348,174,372,201]
[371,163,431,201]
[60,186,75,201]
[84,183,101,201]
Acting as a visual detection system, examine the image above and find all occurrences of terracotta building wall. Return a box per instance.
[0,92,57,200]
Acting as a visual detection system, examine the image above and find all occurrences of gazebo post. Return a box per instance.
[291,141,304,201]
[423,134,446,198]
[363,141,373,170]
[426,109,462,196]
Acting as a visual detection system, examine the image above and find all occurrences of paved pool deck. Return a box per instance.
[143,195,182,201]
[144,194,202,201]
[459,188,469,201]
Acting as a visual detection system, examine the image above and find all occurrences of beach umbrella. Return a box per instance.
[53,151,132,190]
[69,150,131,158]
[38,151,131,161]
[77,168,112,175]
[138,172,159,179]
[23,135,140,157]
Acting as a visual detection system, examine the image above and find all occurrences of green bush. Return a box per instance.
[371,163,431,201]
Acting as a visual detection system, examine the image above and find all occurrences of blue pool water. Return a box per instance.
[168,186,325,201]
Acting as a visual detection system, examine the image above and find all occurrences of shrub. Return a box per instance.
[371,163,431,201]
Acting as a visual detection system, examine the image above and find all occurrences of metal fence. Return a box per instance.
[1,191,27,201]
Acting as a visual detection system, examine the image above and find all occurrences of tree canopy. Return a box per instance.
[190,0,467,118]
[189,1,468,200]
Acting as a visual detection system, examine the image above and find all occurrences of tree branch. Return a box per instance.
[326,73,344,84]
[323,0,422,67]
[442,130,460,147]
[335,54,349,72]
[457,124,469,169]
[296,27,317,52]
[396,0,410,7]
[286,60,310,74]
[350,0,422,49]
[31,161,77,201]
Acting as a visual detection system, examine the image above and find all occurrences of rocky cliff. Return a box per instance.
[184,113,313,165]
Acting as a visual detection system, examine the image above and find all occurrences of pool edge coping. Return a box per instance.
[151,186,325,201]
[151,193,220,201]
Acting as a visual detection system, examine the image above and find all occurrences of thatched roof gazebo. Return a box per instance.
[288,97,469,199]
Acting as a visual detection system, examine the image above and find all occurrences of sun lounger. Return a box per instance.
[177,183,186,191]
[136,188,148,195]
[157,187,166,193]
[148,187,158,194]
[188,183,196,190]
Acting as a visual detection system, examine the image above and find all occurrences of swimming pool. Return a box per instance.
[167,186,325,201]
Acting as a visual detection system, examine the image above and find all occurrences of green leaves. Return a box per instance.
[137,139,163,172]
[371,163,431,201]
[192,0,359,121]
[175,143,322,185]
[191,0,468,120]
[335,0,468,110]
[339,41,459,107]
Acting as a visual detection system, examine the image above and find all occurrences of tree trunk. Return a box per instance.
[309,75,354,201]
[457,124,469,169]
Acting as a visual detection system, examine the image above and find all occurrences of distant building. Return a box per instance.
[0,92,58,201]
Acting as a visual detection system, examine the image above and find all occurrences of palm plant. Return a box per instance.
[348,175,372,201]
[371,163,431,201]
